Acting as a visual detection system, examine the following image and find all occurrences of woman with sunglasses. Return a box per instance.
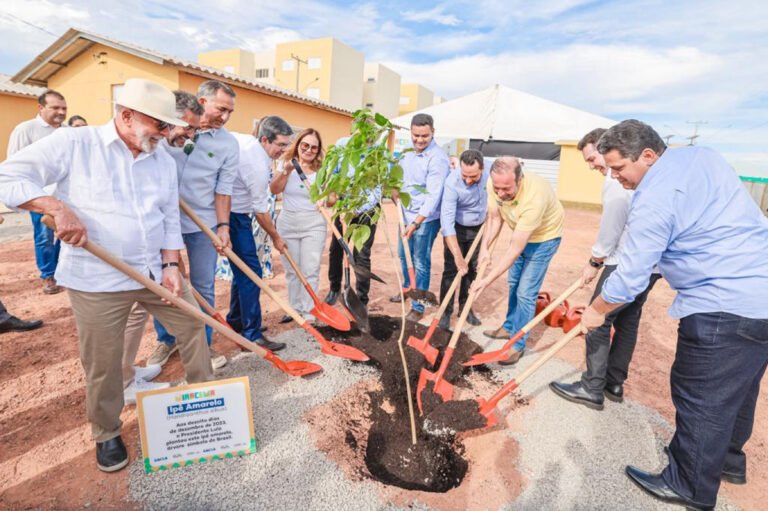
[270,128,327,323]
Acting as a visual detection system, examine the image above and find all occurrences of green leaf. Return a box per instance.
[399,191,411,208]
[374,112,388,126]
[349,224,371,248]
[413,185,427,194]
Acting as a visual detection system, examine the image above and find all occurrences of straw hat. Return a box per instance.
[116,78,188,127]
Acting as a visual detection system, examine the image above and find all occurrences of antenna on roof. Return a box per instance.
[685,120,708,146]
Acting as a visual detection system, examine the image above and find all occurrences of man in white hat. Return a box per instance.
[0,78,213,473]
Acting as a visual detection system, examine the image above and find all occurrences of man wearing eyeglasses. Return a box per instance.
[147,80,239,370]
[227,116,292,351]
[0,78,214,473]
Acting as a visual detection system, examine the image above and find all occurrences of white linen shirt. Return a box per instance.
[231,132,272,214]
[0,121,184,292]
[592,173,633,266]
[7,114,63,194]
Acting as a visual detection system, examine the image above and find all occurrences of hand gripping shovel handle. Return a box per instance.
[433,223,486,321]
[464,277,583,366]
[41,215,320,377]
[479,326,584,421]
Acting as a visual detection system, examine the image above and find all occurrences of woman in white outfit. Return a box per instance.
[271,128,327,323]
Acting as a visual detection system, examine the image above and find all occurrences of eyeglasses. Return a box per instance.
[135,110,171,131]
[300,141,319,153]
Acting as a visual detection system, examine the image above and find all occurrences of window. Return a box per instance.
[399,96,411,105]
[223,65,235,74]
[282,59,294,71]
[367,77,376,82]
[306,87,320,99]
[308,57,321,70]
[365,103,374,107]
[255,68,270,78]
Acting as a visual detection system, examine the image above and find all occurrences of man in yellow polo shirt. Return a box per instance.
[472,156,564,364]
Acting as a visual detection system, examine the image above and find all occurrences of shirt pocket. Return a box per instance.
[737,318,768,344]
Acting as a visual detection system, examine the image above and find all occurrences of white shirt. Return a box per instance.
[592,173,632,266]
[282,169,317,212]
[0,122,184,292]
[7,114,62,194]
[231,133,272,215]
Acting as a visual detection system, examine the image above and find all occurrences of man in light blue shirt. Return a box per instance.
[438,149,488,329]
[148,80,239,370]
[582,120,768,511]
[390,113,450,320]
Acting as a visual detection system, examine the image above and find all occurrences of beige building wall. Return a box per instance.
[252,50,276,85]
[433,95,444,105]
[555,140,604,208]
[363,63,400,119]
[399,83,434,116]
[328,39,364,112]
[198,48,255,78]
[0,93,38,160]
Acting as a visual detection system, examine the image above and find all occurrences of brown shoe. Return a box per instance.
[483,326,509,339]
[499,349,525,366]
[405,309,423,322]
[42,277,63,295]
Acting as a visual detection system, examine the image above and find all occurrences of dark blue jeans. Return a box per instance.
[398,219,440,313]
[30,211,60,279]
[662,312,768,508]
[503,237,561,350]
[226,212,263,341]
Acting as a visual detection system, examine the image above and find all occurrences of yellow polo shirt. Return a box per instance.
[487,172,564,242]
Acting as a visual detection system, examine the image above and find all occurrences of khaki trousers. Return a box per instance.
[122,304,149,388]
[68,284,213,442]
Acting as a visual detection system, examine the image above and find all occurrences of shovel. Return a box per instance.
[281,250,352,331]
[395,203,439,305]
[407,223,486,365]
[463,277,582,366]
[292,157,385,285]
[189,282,233,330]
[342,242,370,332]
[180,200,369,363]
[41,216,321,377]
[415,240,497,414]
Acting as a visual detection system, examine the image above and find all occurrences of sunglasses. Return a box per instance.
[300,141,319,153]
[134,110,171,131]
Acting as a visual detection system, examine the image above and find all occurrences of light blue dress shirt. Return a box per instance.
[171,127,239,233]
[440,168,489,236]
[400,140,450,224]
[602,146,768,319]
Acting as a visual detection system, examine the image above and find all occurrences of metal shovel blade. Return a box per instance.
[406,318,439,366]
[264,351,323,377]
[343,287,370,332]
[310,302,352,332]
[416,366,455,414]
[302,322,370,362]
[463,331,525,366]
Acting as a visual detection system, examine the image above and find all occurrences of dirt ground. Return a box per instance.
[0,204,765,510]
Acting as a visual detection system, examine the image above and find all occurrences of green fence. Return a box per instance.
[740,176,768,214]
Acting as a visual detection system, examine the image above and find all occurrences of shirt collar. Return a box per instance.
[98,120,157,161]
[636,149,669,193]
[414,139,438,157]
[34,114,57,129]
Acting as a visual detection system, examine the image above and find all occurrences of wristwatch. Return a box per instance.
[588,257,604,268]
[411,222,421,231]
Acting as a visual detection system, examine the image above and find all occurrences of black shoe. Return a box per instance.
[625,466,714,511]
[255,337,286,352]
[0,316,44,334]
[389,293,402,303]
[465,309,482,326]
[438,313,451,331]
[278,315,293,324]
[406,309,424,322]
[324,290,340,305]
[604,383,624,402]
[549,381,604,410]
[663,446,747,485]
[96,436,129,472]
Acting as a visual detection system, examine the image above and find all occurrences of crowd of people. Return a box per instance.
[0,76,765,511]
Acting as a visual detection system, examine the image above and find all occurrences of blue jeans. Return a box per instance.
[398,219,440,313]
[662,312,768,508]
[226,213,263,341]
[154,231,216,346]
[502,237,561,350]
[30,211,60,279]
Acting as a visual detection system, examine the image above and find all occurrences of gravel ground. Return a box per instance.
[128,325,741,510]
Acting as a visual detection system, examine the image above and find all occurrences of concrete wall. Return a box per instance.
[198,48,255,78]
[0,93,38,159]
[274,38,334,100]
[399,83,434,116]
[48,43,179,125]
[252,50,276,85]
[363,63,400,119]
[328,39,364,112]
[555,141,603,207]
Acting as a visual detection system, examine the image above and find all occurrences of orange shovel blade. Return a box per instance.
[310,302,352,332]
[263,351,323,377]
[303,323,370,362]
[416,368,456,414]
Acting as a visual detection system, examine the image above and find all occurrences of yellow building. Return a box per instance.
[272,37,364,113]
[11,29,353,145]
[363,63,401,119]
[555,140,604,208]
[399,83,434,116]
[198,48,255,78]
[0,74,44,160]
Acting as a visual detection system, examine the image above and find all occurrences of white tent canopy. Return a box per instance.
[392,84,615,143]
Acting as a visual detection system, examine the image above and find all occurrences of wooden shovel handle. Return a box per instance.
[179,200,306,326]
[521,278,582,335]
[282,250,313,290]
[40,215,270,357]
[433,223,486,319]
[395,202,416,270]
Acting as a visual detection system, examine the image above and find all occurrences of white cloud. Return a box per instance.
[401,5,460,26]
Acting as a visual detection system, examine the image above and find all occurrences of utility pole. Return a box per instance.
[663,134,674,145]
[290,53,308,93]
[686,120,708,146]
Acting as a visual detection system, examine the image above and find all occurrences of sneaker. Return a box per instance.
[42,276,63,295]
[210,347,227,370]
[146,342,177,366]
[134,364,162,382]
[389,293,403,303]
[124,378,171,405]
[96,435,129,472]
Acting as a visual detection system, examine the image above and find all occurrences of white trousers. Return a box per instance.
[277,209,327,317]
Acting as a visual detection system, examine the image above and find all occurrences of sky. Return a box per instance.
[0,0,766,175]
